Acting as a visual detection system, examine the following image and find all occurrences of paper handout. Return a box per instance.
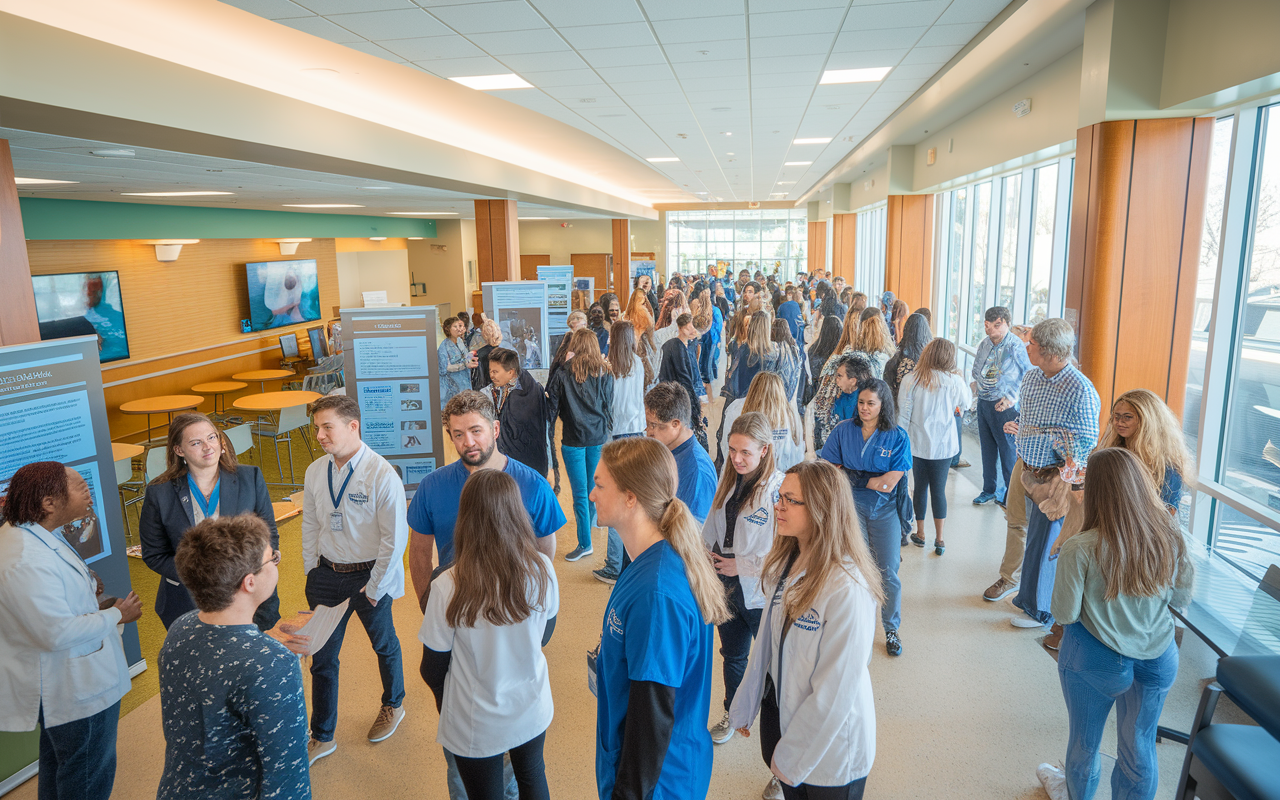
[293,599,350,656]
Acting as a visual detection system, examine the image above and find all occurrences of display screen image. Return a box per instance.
[308,326,330,358]
[499,308,544,369]
[246,259,321,332]
[32,271,131,363]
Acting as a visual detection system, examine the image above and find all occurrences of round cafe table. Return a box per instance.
[232,369,297,393]
[119,395,204,443]
[192,380,248,416]
[232,391,324,487]
[111,443,144,463]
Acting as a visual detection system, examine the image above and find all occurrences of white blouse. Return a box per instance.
[897,371,974,460]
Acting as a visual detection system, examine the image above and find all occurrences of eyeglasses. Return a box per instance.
[253,550,281,575]
[777,493,806,508]
[1111,412,1138,424]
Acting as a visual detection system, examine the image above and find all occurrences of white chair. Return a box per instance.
[225,423,256,463]
[268,404,315,486]
[144,446,169,484]
[114,455,138,545]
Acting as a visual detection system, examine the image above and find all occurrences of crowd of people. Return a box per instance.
[0,265,1196,800]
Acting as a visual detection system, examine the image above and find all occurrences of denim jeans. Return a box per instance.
[1012,501,1060,625]
[603,434,644,575]
[1057,623,1179,800]
[976,399,1017,501]
[443,748,518,800]
[949,411,963,467]
[562,444,603,550]
[305,563,405,742]
[717,573,763,711]
[856,505,902,631]
[37,701,119,800]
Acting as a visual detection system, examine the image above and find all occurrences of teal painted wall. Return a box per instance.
[18,198,437,240]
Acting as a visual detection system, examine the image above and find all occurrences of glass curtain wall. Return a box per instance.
[855,204,887,300]
[667,208,808,283]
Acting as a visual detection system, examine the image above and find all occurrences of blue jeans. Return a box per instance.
[717,574,763,711]
[306,563,405,742]
[603,433,644,575]
[857,505,902,631]
[976,399,1017,501]
[37,701,119,800]
[949,412,963,467]
[1058,623,1178,800]
[443,748,518,800]
[1013,501,1059,625]
[562,444,603,550]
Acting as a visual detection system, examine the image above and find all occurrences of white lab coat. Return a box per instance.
[729,561,878,787]
[0,522,131,730]
[701,470,785,610]
[720,399,805,472]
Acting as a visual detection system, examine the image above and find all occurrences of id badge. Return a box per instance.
[329,511,343,532]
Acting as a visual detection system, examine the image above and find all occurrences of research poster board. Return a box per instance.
[537,265,574,337]
[0,335,142,792]
[482,281,549,371]
[572,277,594,312]
[629,260,657,290]
[340,306,444,499]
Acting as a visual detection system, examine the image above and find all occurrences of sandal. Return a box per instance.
[934,541,946,556]
[909,534,926,548]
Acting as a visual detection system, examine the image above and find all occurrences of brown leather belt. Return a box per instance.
[320,555,375,573]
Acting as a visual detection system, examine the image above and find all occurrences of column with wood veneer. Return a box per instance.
[0,139,39,346]
[1064,117,1213,419]
[473,199,520,284]
[830,213,856,283]
[807,220,827,275]
[612,219,630,301]
[884,195,935,311]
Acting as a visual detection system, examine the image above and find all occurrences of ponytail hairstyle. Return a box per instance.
[599,438,730,624]
[711,411,776,511]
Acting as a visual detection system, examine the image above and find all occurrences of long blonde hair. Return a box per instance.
[711,412,777,511]
[913,337,957,391]
[762,461,885,620]
[745,311,774,359]
[599,438,730,624]
[1081,448,1190,600]
[742,372,801,446]
[853,308,896,358]
[833,307,861,353]
[1097,389,1193,488]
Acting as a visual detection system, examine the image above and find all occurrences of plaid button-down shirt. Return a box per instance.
[1015,364,1101,468]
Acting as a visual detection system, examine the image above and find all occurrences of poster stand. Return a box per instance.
[481,281,550,372]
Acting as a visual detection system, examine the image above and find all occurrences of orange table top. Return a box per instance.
[192,381,248,393]
[111,443,144,461]
[272,501,302,523]
[232,369,296,382]
[232,390,323,412]
[119,395,204,415]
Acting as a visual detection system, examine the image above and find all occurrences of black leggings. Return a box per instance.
[911,456,951,521]
[760,676,867,800]
[451,731,549,800]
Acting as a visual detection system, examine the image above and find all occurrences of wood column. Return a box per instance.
[830,213,856,284]
[473,199,520,284]
[807,220,826,275]
[1064,117,1213,418]
[612,218,629,299]
[885,194,935,311]
[0,139,39,346]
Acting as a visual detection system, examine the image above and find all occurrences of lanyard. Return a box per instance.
[187,474,220,519]
[769,551,800,690]
[328,459,355,510]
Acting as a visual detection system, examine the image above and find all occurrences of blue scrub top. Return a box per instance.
[596,540,714,800]
[820,421,912,518]
[832,390,859,422]
[671,437,717,525]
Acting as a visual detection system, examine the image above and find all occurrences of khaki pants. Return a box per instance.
[1000,458,1086,585]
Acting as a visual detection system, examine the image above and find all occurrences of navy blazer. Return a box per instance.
[139,466,280,631]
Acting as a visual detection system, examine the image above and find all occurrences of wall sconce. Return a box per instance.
[274,238,312,255]
[144,239,200,262]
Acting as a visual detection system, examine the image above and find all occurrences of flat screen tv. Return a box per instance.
[246,258,320,332]
[31,271,131,363]
[308,325,330,358]
[279,333,300,359]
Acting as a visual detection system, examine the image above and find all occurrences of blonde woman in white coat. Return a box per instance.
[730,459,884,800]
[703,412,786,747]
[721,373,805,472]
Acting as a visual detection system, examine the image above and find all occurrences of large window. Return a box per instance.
[855,204,887,300]
[667,208,808,282]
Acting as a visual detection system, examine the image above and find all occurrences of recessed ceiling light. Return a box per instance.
[520,217,550,220]
[726,152,735,156]
[283,204,365,208]
[784,161,813,166]
[361,186,391,190]
[369,237,387,241]
[121,191,235,197]
[647,157,680,163]
[14,177,79,185]
[777,181,796,184]
[449,74,532,91]
[793,138,832,145]
[91,148,135,158]
[408,237,424,240]
[820,67,893,84]
[387,211,458,215]
[720,132,733,136]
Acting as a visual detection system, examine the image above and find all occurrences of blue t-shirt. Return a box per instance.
[820,421,912,519]
[671,437,717,524]
[832,390,859,422]
[596,540,714,800]
[407,456,567,566]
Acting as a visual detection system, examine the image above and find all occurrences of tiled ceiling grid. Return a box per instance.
[223,0,1012,202]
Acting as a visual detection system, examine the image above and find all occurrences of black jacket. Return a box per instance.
[487,369,550,476]
[471,344,495,390]
[659,337,703,432]
[547,369,614,448]
[139,466,280,631]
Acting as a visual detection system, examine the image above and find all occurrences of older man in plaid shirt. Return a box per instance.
[1004,318,1100,628]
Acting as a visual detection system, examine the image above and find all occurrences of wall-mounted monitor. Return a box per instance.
[308,326,330,358]
[245,258,320,332]
[31,271,131,363]
[279,332,300,359]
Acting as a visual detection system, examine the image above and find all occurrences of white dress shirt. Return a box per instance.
[0,522,131,730]
[898,371,974,460]
[302,442,409,601]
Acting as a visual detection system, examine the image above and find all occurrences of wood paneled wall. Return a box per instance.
[520,253,551,280]
[25,237,339,441]
[885,195,935,312]
[0,139,38,346]
[1065,117,1213,418]
[474,199,519,283]
[571,253,611,303]
[611,220,629,294]
[830,214,856,283]
[807,221,827,275]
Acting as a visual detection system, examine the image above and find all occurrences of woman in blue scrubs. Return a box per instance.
[589,437,730,800]
[819,378,911,657]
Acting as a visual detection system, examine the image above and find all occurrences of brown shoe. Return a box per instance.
[368,705,405,743]
[983,577,1019,602]
[1044,623,1064,651]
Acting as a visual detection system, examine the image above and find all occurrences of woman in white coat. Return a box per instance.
[898,338,973,555]
[729,459,884,800]
[720,372,805,472]
[703,412,786,747]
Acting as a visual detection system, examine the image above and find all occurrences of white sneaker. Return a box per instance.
[709,710,734,744]
[1011,615,1048,629]
[1036,763,1069,800]
[762,776,784,800]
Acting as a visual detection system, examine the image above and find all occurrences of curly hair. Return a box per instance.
[3,461,70,526]
[441,389,497,429]
[175,514,273,612]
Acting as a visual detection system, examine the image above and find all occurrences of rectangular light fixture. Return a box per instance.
[647,157,680,163]
[387,211,458,215]
[15,177,79,185]
[121,191,234,197]
[777,181,796,184]
[284,204,365,208]
[820,67,892,84]
[793,138,832,145]
[520,217,550,220]
[784,161,812,166]
[449,74,533,91]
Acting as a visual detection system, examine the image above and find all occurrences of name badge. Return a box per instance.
[330,511,344,532]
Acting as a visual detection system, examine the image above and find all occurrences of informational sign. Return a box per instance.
[341,306,444,498]
[362,290,388,306]
[572,277,595,312]
[537,265,574,337]
[630,260,657,290]
[482,281,549,371]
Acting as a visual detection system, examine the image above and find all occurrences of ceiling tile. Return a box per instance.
[427,1,548,32]
[343,40,408,61]
[468,28,568,54]
[220,0,313,19]
[326,8,450,39]
[900,43,963,64]
[885,61,944,80]
[532,0,645,27]
[637,0,743,21]
[577,44,668,68]
[750,53,825,74]
[594,63,676,83]
[519,68,604,87]
[748,32,836,58]
[274,15,366,43]
[832,26,927,51]
[414,54,508,76]
[652,15,745,43]
[876,77,926,94]
[557,21,657,49]
[295,0,414,13]
[672,58,746,79]
[498,50,588,71]
[825,48,908,70]
[917,22,986,47]
[937,0,1012,26]
[383,35,485,60]
[541,82,615,99]
[748,7,846,38]
[752,70,819,88]
[841,0,947,30]
[607,78,684,96]
[665,40,746,62]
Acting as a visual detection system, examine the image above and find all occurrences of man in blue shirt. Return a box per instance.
[643,382,717,525]
[970,306,1032,506]
[407,390,566,800]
